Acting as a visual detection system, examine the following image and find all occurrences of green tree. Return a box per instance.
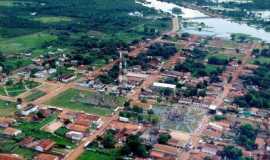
[121,134,148,157]
[102,131,116,148]
[221,146,242,160]
[158,133,171,144]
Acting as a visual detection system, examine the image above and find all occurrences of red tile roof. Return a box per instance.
[34,153,59,160]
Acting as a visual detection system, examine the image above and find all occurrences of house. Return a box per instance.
[199,144,219,156]
[35,139,55,152]
[3,127,22,136]
[75,113,103,129]
[0,154,23,160]
[0,118,16,128]
[20,104,38,116]
[256,137,266,150]
[152,82,176,91]
[67,124,88,133]
[150,144,178,160]
[66,131,84,141]
[60,75,76,83]
[19,137,35,148]
[34,153,59,160]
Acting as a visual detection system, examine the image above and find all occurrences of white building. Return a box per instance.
[66,131,84,141]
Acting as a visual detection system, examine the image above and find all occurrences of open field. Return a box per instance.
[0,100,16,117]
[0,32,57,54]
[46,88,125,116]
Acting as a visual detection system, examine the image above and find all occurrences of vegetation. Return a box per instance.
[0,138,36,160]
[158,133,171,144]
[102,130,117,149]
[25,90,46,102]
[0,0,170,73]
[79,149,120,160]
[234,65,270,108]
[0,80,40,97]
[235,124,257,150]
[16,114,74,147]
[220,146,242,160]
[121,134,148,158]
[46,88,124,115]
[0,100,16,117]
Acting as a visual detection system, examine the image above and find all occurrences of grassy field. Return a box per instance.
[25,90,46,102]
[79,149,120,160]
[0,32,57,54]
[0,80,40,97]
[34,16,72,23]
[0,100,16,117]
[46,88,125,116]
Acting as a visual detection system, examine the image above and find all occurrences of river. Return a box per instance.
[136,0,270,42]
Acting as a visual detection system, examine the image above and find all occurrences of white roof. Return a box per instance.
[126,72,149,79]
[209,105,217,110]
[153,82,176,89]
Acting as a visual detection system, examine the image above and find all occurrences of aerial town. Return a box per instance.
[0,0,270,160]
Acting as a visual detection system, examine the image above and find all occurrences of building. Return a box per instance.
[150,144,178,160]
[35,139,55,152]
[0,154,23,160]
[0,118,16,128]
[3,127,22,136]
[66,131,84,141]
[20,104,38,116]
[34,153,59,160]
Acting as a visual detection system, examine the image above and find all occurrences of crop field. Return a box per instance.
[46,88,125,116]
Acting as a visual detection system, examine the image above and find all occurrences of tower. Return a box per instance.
[118,50,128,85]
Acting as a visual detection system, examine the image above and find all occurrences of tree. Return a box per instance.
[158,133,171,144]
[236,124,257,150]
[121,134,148,157]
[102,131,116,148]
[220,146,242,160]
